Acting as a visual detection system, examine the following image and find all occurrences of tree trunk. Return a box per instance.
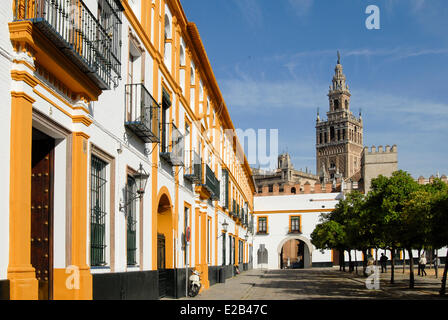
[403,249,406,273]
[408,249,415,289]
[435,252,439,279]
[338,249,343,271]
[355,250,358,275]
[375,248,378,267]
[440,248,448,296]
[362,249,368,276]
[342,249,346,272]
[390,247,395,284]
[348,250,353,272]
[417,249,421,276]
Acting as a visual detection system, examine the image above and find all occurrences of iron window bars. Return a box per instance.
[90,155,108,267]
[258,217,267,234]
[221,169,230,210]
[290,216,301,233]
[13,0,123,90]
[205,164,220,201]
[126,175,137,266]
[125,83,160,143]
[160,121,185,166]
[184,150,202,183]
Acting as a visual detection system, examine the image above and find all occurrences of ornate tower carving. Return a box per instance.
[316,52,363,182]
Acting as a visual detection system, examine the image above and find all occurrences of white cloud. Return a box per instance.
[220,76,448,130]
[287,0,314,17]
[231,0,263,28]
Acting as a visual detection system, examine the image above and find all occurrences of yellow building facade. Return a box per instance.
[1,0,255,300]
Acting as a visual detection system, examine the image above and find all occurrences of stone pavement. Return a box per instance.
[180,267,448,300]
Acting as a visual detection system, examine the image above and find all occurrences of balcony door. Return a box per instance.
[127,39,143,122]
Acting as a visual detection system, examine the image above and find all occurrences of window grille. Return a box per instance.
[90,156,108,266]
[290,216,301,233]
[126,175,137,266]
[258,217,267,234]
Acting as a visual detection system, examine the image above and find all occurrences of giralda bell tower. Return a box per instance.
[315,52,363,182]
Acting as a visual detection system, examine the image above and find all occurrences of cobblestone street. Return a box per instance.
[180,268,448,300]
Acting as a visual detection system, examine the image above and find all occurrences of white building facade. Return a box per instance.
[1,0,255,300]
[253,193,344,270]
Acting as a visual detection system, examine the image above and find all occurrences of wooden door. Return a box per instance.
[157,234,167,298]
[31,130,54,300]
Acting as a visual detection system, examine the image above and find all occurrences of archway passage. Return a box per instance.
[156,190,173,298]
[277,236,313,269]
[280,239,305,269]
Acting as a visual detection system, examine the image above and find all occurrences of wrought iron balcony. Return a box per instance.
[125,83,160,143]
[231,199,237,218]
[205,164,220,201]
[222,169,230,210]
[13,0,123,90]
[160,122,184,166]
[184,150,202,183]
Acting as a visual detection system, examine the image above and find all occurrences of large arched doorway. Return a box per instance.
[156,188,173,298]
[277,236,313,269]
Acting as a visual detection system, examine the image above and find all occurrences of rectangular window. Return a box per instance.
[290,216,301,233]
[126,175,137,266]
[90,156,108,267]
[239,240,244,264]
[258,217,267,234]
[222,232,226,266]
[98,0,123,78]
[207,218,211,265]
[184,206,189,266]
[229,235,232,265]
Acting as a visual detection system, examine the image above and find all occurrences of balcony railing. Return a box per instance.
[205,164,220,201]
[13,0,123,90]
[160,122,184,166]
[231,199,237,218]
[184,150,202,183]
[222,169,229,210]
[125,83,160,143]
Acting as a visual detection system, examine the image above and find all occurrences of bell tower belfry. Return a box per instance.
[316,52,363,182]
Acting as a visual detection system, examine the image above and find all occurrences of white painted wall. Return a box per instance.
[253,193,343,270]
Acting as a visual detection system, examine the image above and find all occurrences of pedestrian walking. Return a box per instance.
[379,253,388,273]
[419,254,427,276]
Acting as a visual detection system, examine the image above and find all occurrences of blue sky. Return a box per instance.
[182,0,448,178]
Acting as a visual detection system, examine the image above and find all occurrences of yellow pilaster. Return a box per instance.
[7,91,38,300]
[69,132,92,300]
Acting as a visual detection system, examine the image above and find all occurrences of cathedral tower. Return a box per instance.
[316,52,363,182]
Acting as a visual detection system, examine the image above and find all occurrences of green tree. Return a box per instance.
[428,189,448,295]
[402,189,434,288]
[365,170,420,284]
[311,220,346,265]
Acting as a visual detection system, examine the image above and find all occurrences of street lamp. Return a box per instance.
[119,163,149,211]
[218,221,229,239]
[222,221,229,233]
[134,163,150,195]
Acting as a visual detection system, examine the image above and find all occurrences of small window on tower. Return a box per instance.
[334,99,339,110]
[345,100,349,109]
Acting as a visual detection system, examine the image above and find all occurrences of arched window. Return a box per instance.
[345,100,349,109]
[179,45,185,66]
[334,99,339,110]
[163,14,172,69]
[291,187,296,194]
